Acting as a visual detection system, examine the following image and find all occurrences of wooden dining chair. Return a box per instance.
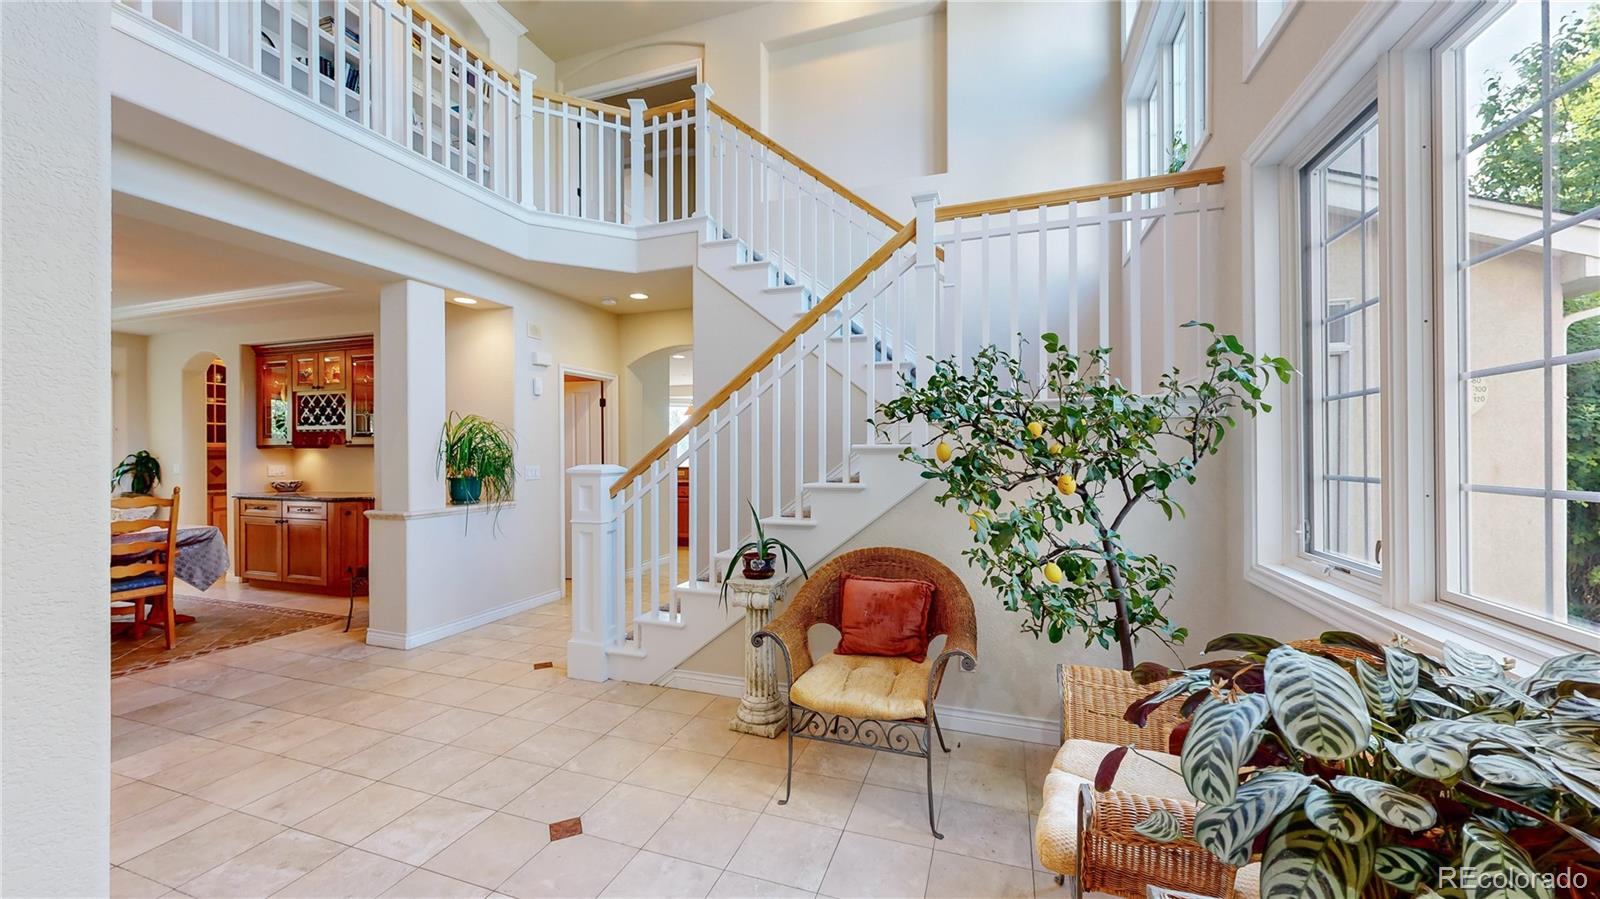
[111,487,181,650]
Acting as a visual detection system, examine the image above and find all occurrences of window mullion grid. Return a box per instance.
[1539,0,1557,620]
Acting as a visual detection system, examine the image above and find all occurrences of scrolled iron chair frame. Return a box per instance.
[751,547,978,839]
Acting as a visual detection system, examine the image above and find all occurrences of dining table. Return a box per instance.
[111,524,229,627]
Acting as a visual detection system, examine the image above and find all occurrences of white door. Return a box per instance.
[564,379,605,575]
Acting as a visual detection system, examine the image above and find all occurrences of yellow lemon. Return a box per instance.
[1048,441,1064,456]
[1027,421,1045,439]
[1043,562,1064,584]
[935,441,953,463]
[968,509,987,531]
[1056,474,1077,496]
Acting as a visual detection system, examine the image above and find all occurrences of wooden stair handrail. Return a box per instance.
[608,167,1228,496]
[611,219,918,495]
[642,98,696,119]
[934,167,1226,221]
[707,101,904,234]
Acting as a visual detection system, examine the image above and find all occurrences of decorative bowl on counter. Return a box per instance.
[269,480,304,493]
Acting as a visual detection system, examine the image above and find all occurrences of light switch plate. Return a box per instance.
[526,465,541,481]
[531,376,544,396]
[267,464,289,477]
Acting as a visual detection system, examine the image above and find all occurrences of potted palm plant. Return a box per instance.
[720,501,808,603]
[111,450,162,495]
[437,412,516,506]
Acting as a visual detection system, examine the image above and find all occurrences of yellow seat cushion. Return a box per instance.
[1034,738,1260,898]
[789,652,932,720]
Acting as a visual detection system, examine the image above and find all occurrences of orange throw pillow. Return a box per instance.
[835,574,936,662]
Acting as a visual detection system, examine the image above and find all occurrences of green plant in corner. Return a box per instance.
[437,412,516,507]
[876,324,1292,669]
[1114,633,1600,897]
[111,450,162,495]
[720,501,809,605]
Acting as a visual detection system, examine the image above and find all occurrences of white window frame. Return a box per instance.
[1242,0,1594,665]
[1122,0,1210,179]
[1434,3,1600,649]
[1242,0,1302,83]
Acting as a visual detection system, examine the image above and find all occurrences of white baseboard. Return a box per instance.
[658,669,1057,745]
[366,589,561,650]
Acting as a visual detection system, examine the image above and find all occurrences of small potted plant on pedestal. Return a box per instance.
[721,501,808,603]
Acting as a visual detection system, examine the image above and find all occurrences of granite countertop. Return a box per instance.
[233,491,376,501]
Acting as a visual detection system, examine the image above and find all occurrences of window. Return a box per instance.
[1301,109,1382,573]
[1254,0,1289,46]
[1123,0,1207,179]
[1441,0,1600,639]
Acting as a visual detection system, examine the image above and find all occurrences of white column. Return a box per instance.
[1,2,112,894]
[519,71,536,209]
[567,464,625,681]
[627,98,647,226]
[369,280,446,644]
[692,83,714,238]
[911,191,941,388]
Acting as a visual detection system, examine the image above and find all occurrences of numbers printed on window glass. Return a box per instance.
[1301,109,1383,572]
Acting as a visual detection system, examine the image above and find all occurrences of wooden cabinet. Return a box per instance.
[236,497,372,593]
[677,467,690,547]
[255,339,374,447]
[258,354,292,447]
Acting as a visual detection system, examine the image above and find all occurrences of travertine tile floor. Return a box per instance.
[110,594,1079,899]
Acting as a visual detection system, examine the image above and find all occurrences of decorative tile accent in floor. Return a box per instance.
[109,593,1087,898]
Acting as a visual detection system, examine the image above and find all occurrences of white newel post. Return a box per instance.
[692,83,713,238]
[911,191,941,389]
[519,70,535,210]
[727,573,793,737]
[627,98,647,225]
[567,464,625,681]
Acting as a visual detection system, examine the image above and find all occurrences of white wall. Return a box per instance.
[1,2,113,894]
[112,330,151,468]
[619,309,693,462]
[555,1,1121,218]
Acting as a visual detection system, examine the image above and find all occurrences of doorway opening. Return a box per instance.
[561,370,615,579]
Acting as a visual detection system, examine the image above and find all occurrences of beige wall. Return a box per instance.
[619,309,694,463]
[112,331,150,469]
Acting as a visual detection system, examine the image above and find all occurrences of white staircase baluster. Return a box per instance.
[628,99,646,225]
[1009,207,1020,364]
[1099,196,1111,351]
[1067,200,1079,355]
[1037,204,1049,386]
[1128,189,1142,392]
[1161,186,1175,375]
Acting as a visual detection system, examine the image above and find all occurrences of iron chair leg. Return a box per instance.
[931,706,952,753]
[779,702,794,805]
[926,721,943,839]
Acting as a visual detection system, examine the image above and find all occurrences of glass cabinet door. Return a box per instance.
[320,351,347,390]
[259,356,293,446]
[349,350,375,440]
[293,353,319,390]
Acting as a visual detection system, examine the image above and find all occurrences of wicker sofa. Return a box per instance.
[752,547,978,838]
[1035,665,1260,899]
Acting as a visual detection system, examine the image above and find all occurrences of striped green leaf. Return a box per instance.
[1373,846,1440,892]
[1383,646,1419,700]
[1521,651,1600,700]
[1407,718,1535,751]
[1205,633,1285,655]
[1444,642,1506,681]
[1265,647,1370,761]
[1303,786,1378,844]
[1194,771,1311,867]
[1356,658,1397,717]
[1410,689,1470,718]
[1180,694,1269,805]
[1260,811,1375,899]
[1133,808,1183,843]
[1469,754,1554,788]
[1330,776,1437,832]
[1435,674,1545,710]
[1387,738,1469,780]
[1459,822,1553,899]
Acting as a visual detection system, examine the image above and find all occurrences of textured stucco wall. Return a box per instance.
[1,1,113,894]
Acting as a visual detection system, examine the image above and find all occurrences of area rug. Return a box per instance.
[112,596,343,678]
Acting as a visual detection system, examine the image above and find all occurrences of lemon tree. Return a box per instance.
[877,324,1291,668]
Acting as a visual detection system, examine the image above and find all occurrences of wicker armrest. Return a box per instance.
[1060,664,1180,751]
[1077,786,1238,899]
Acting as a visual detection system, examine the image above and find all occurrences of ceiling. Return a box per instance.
[111,214,357,308]
[504,0,765,62]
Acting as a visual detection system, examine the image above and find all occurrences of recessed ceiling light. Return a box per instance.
[451,296,478,305]
[628,292,649,301]
[671,354,686,359]
[600,297,618,306]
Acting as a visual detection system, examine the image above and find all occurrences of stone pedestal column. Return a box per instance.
[727,573,792,738]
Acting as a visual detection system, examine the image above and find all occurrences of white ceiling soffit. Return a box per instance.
[504,0,765,62]
[111,281,343,323]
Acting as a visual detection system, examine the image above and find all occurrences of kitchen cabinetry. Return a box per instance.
[236,496,372,593]
[255,338,374,447]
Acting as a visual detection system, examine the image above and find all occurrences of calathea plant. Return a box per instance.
[876,324,1292,668]
[1116,633,1600,897]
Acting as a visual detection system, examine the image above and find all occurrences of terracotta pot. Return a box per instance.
[742,552,777,579]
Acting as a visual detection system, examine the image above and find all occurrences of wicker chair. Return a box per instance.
[752,547,978,839]
[1036,664,1260,899]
